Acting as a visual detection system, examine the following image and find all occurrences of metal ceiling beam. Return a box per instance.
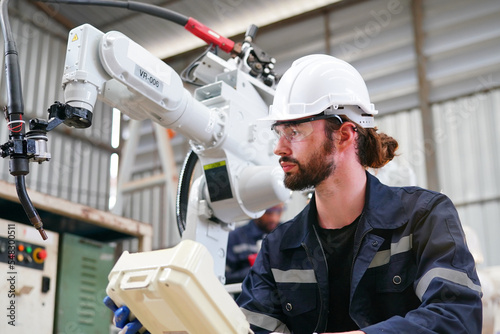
[323,9,332,55]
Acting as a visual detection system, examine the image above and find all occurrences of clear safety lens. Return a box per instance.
[271,113,343,142]
[272,122,314,142]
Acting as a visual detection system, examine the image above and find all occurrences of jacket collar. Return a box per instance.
[362,171,408,229]
[280,171,409,250]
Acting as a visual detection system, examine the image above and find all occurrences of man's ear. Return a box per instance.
[337,122,357,148]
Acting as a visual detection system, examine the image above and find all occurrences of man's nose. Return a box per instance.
[273,136,291,156]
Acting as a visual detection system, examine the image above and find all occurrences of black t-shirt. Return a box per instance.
[316,217,360,332]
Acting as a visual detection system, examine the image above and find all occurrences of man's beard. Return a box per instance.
[281,139,336,191]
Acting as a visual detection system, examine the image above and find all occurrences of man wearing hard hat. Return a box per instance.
[237,54,482,334]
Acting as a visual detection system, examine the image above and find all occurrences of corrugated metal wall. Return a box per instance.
[0,10,114,212]
[435,90,500,266]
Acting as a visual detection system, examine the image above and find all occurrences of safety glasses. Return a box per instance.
[271,114,343,142]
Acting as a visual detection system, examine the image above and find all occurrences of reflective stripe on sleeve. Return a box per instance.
[241,308,291,333]
[271,268,317,283]
[233,243,260,254]
[415,267,482,301]
[369,234,413,268]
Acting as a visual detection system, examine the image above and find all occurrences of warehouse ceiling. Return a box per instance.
[31,0,345,60]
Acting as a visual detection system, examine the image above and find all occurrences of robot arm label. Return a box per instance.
[135,66,164,91]
[204,161,233,202]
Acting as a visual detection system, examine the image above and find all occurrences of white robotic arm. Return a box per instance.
[61,22,290,334]
[61,23,289,278]
[63,24,219,147]
[2,0,286,329]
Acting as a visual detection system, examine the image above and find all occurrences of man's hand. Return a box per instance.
[103,296,150,334]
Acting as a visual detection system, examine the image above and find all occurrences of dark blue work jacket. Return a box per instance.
[237,172,482,334]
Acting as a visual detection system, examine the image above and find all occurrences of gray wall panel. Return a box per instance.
[424,0,500,103]
[458,201,500,267]
[433,89,500,266]
[434,90,500,205]
[373,108,426,187]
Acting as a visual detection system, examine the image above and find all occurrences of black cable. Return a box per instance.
[1,0,24,121]
[180,44,217,86]
[1,0,48,240]
[40,0,189,26]
[176,150,199,236]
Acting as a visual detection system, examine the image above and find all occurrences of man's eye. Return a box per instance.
[290,129,300,137]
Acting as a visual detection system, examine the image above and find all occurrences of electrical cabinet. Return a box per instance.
[55,233,115,334]
[0,218,59,333]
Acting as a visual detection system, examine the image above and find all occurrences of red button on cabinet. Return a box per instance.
[33,248,47,264]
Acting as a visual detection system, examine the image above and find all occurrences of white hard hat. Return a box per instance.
[267,54,377,128]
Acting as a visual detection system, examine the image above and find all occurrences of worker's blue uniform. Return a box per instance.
[237,172,483,334]
[226,220,266,284]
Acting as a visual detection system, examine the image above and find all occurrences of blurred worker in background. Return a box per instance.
[237,54,483,334]
[226,203,285,284]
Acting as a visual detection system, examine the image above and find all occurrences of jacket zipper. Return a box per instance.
[351,213,367,277]
[349,212,370,328]
[302,224,329,333]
